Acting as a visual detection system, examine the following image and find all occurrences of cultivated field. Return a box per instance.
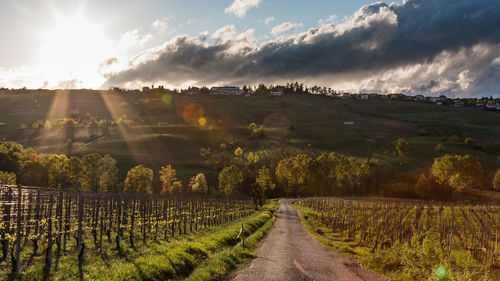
[1,92,498,184]
[296,197,500,280]
[0,184,274,280]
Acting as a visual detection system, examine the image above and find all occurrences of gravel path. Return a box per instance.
[233,199,390,281]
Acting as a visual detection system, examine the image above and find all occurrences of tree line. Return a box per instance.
[0,141,209,196]
[1,140,499,201]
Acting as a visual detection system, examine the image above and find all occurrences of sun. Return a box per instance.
[37,15,114,88]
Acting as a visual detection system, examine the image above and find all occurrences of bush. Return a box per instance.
[464,137,474,147]
[0,171,16,185]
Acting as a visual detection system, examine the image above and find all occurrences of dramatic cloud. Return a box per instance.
[271,22,304,35]
[104,0,500,97]
[225,0,262,18]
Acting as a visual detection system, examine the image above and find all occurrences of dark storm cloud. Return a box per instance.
[103,0,500,96]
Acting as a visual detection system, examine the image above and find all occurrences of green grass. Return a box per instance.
[12,200,277,281]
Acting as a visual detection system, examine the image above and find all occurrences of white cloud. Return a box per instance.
[152,17,169,32]
[116,29,152,54]
[225,0,262,18]
[212,25,237,42]
[318,14,337,25]
[271,22,304,35]
[264,16,275,25]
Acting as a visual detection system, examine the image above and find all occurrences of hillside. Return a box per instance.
[0,92,499,184]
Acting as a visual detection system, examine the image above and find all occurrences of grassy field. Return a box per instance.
[5,199,276,281]
[0,92,499,184]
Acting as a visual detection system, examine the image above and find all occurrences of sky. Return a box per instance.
[0,0,499,97]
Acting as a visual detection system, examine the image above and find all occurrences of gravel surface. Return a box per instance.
[233,199,391,281]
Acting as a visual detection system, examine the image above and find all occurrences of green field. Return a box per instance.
[1,92,499,185]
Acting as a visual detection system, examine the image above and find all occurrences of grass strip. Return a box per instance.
[184,207,276,281]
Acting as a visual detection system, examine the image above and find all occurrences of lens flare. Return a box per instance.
[435,266,448,280]
[198,117,207,126]
[161,94,172,104]
[175,100,205,124]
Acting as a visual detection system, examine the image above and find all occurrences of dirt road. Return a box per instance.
[233,199,390,281]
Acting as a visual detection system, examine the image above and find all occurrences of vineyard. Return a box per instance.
[0,184,255,277]
[297,197,500,279]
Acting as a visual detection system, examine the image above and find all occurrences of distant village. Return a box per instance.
[1,83,499,111]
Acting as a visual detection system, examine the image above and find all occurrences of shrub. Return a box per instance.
[0,171,16,185]
[464,137,474,147]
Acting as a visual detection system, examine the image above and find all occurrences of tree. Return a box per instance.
[170,181,184,194]
[124,165,153,194]
[67,156,82,189]
[98,155,119,192]
[80,153,102,192]
[190,173,208,194]
[430,154,484,190]
[493,169,500,191]
[21,159,47,186]
[0,171,16,185]
[395,138,410,157]
[256,166,275,196]
[275,154,315,196]
[413,173,451,199]
[0,141,24,175]
[218,165,243,195]
[47,154,71,189]
[255,84,269,95]
[159,164,178,194]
